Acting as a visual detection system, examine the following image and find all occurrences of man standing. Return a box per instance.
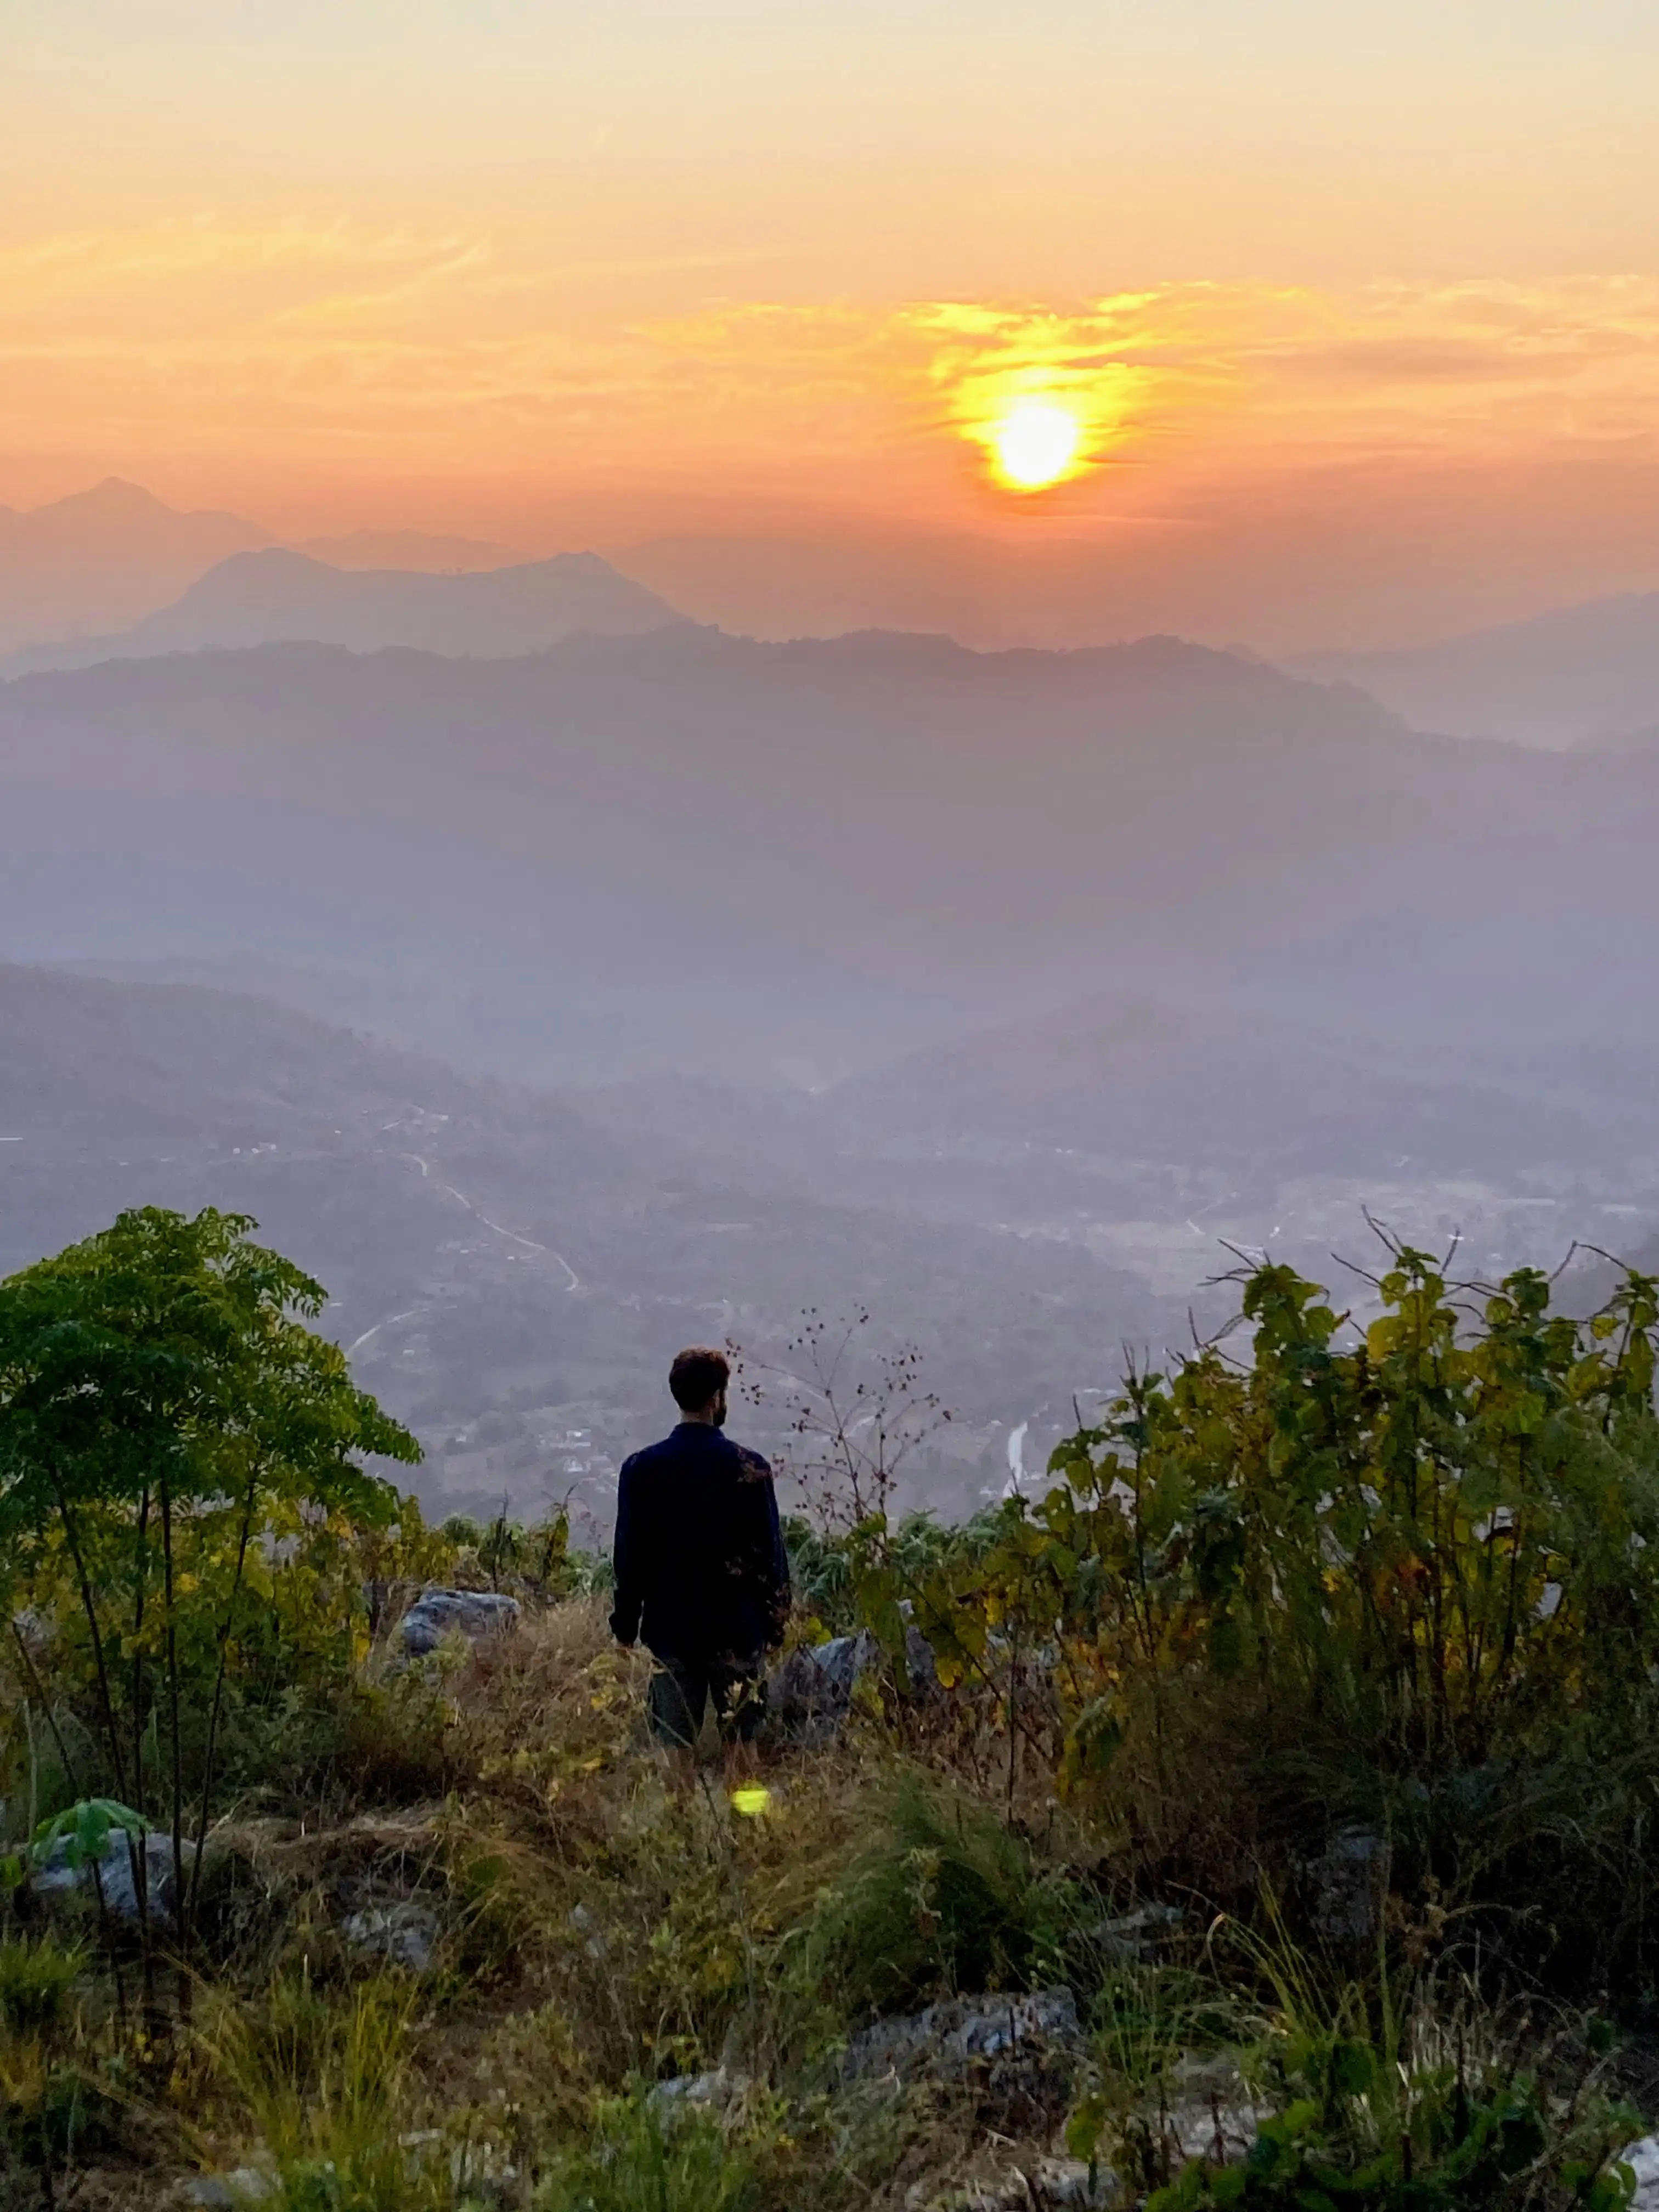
[611,1346,791,1769]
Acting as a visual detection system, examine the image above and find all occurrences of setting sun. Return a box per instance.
[989,398,1084,490]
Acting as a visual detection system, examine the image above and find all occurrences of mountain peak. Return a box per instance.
[2,543,684,674]
[59,477,175,515]
[0,481,276,658]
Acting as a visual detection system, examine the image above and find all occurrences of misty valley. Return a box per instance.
[5,498,1659,1540]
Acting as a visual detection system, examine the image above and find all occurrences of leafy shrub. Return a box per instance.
[782,1515,856,1632]
[831,1248,1659,1980]
[1147,2012,1637,2212]
[431,1508,606,1605]
[1057,1250,1659,1778]
[1071,1916,1641,2212]
[856,1249,1659,1781]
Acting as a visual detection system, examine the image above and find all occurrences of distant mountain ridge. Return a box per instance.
[294,528,525,573]
[3,618,1633,1090]
[1290,592,1659,748]
[2,546,682,672]
[0,478,272,656]
[0,623,1432,1081]
[0,958,612,1169]
[825,985,1602,1181]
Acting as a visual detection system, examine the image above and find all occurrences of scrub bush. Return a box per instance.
[800,1771,1075,2014]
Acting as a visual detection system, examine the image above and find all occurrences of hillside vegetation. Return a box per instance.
[6,1205,1659,2209]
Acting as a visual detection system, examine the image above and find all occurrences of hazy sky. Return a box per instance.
[9,1,1659,646]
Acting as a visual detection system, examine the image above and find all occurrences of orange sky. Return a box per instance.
[9,2,1659,648]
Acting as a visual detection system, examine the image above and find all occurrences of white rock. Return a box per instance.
[1304,1826,1389,1944]
[1031,2160,1118,2208]
[1091,1903,1184,1962]
[1161,2053,1273,2162]
[845,1987,1082,2081]
[649,2067,750,2115]
[1620,2136,1659,2212]
[32,1826,195,1928]
[183,2171,274,2207]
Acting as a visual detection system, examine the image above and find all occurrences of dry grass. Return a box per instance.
[0,1597,1301,2206]
[430,1602,918,2074]
[18,1593,1640,2212]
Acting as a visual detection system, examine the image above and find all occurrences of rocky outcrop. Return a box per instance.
[1088,1902,1185,1963]
[340,1898,441,1972]
[400,1587,521,1656]
[1303,1826,1389,1945]
[768,1626,937,1742]
[648,2065,749,2115]
[845,1988,1085,2159]
[1155,2052,1274,2163]
[1621,2136,1659,2212]
[845,1985,1082,2082]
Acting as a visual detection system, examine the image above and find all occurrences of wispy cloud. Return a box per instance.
[651,277,1659,491]
[5,224,1659,506]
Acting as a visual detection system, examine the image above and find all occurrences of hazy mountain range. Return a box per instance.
[0,626,1454,1078]
[825,989,1606,1181]
[0,479,273,656]
[2,547,681,674]
[10,620,1659,1072]
[0,479,542,658]
[11,480,1659,752]
[1290,594,1659,749]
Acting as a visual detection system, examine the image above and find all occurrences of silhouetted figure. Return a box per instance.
[611,1346,790,1767]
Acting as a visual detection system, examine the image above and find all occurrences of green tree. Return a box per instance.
[0,1207,418,1992]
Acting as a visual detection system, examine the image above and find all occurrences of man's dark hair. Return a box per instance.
[669,1346,730,1412]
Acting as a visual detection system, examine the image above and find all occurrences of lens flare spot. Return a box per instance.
[989,398,1084,490]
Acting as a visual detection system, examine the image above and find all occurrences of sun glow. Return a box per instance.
[988,397,1084,490]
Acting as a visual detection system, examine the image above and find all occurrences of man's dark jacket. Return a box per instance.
[610,1423,791,1661]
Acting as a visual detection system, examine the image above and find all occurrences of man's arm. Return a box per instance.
[610,1454,644,1646]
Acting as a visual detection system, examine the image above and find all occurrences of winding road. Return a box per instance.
[403,1152,582,1293]
[342,1150,582,1364]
